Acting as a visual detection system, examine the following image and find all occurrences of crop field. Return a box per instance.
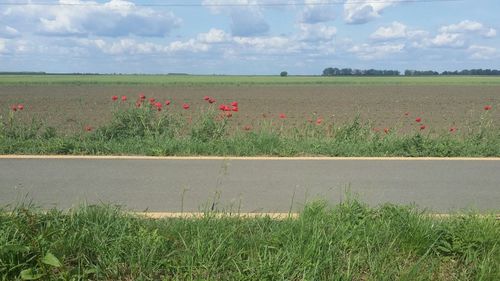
[0,75,498,156]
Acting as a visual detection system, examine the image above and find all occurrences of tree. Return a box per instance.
[280,71,288,77]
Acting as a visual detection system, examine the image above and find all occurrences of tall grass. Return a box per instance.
[1,200,499,280]
[1,97,498,156]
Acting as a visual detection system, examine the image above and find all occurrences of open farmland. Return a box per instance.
[0,75,499,134]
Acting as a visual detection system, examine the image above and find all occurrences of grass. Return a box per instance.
[1,74,500,86]
[1,199,499,280]
[1,99,499,157]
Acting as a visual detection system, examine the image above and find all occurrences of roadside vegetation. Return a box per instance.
[1,199,498,280]
[1,94,498,157]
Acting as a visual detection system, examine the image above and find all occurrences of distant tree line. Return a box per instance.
[322,68,400,76]
[322,67,500,76]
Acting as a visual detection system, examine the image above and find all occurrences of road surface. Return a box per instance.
[0,156,499,213]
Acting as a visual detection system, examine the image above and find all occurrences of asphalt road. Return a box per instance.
[1,157,499,213]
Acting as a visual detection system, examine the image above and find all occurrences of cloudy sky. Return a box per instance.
[0,0,499,74]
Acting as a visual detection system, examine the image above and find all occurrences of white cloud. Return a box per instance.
[202,0,269,36]
[300,0,335,23]
[370,21,407,40]
[298,23,337,41]
[197,29,230,43]
[344,0,400,24]
[0,25,20,38]
[428,33,466,48]
[3,0,181,37]
[468,45,497,59]
[439,20,497,38]
[348,43,404,59]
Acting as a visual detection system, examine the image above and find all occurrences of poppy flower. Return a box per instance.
[208,98,216,104]
[17,104,24,111]
[449,127,457,132]
[415,117,422,123]
[149,98,156,104]
[84,125,92,132]
[203,96,210,101]
[231,101,238,107]
[183,103,190,110]
[154,102,162,111]
[279,113,287,119]
[420,125,426,130]
[139,93,146,100]
[316,118,323,125]
[232,106,239,112]
[165,100,171,106]
[121,96,127,101]
[135,101,141,108]
[484,105,492,110]
[384,128,389,134]
[219,104,225,111]
[10,105,17,112]
[112,95,118,101]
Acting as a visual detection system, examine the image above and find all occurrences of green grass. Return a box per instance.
[1,104,499,157]
[1,200,499,280]
[1,74,500,86]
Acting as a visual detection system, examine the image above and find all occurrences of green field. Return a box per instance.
[1,74,500,85]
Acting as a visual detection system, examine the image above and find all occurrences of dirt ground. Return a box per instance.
[0,84,498,134]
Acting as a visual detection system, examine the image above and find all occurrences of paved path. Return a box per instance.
[0,157,499,213]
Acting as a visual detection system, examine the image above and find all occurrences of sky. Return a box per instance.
[0,0,499,74]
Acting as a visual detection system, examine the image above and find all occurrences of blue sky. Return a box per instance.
[0,0,499,74]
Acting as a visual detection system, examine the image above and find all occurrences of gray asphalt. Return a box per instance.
[0,158,499,213]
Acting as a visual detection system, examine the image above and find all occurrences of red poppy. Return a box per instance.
[154,102,162,111]
[232,106,239,112]
[10,105,17,112]
[316,118,323,125]
[203,96,210,101]
[17,104,24,111]
[484,105,492,110]
[112,95,118,101]
[84,125,92,132]
[135,101,141,108]
[415,117,422,123]
[183,103,190,110]
[139,93,146,100]
[420,125,426,130]
[208,98,216,104]
[165,100,171,106]
[279,113,287,119]
[149,98,156,104]
[384,128,389,134]
[231,101,238,107]
[121,96,127,101]
[449,127,457,132]
[219,104,225,111]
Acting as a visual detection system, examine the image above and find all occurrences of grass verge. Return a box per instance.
[1,200,499,280]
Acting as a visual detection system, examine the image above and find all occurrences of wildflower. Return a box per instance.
[165,100,171,106]
[135,101,141,108]
[449,127,457,132]
[384,128,389,134]
[112,95,118,101]
[84,125,92,132]
[232,106,239,112]
[183,103,190,110]
[121,96,127,101]
[279,113,287,119]
[208,98,216,104]
[420,125,426,130]
[204,96,210,101]
[10,105,17,112]
[231,101,238,107]
[154,102,162,111]
[316,118,323,125]
[17,104,24,111]
[484,105,492,110]
[139,93,146,100]
[415,117,422,123]
[243,125,252,131]
[149,98,156,104]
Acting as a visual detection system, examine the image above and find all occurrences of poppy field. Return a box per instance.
[0,76,499,156]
